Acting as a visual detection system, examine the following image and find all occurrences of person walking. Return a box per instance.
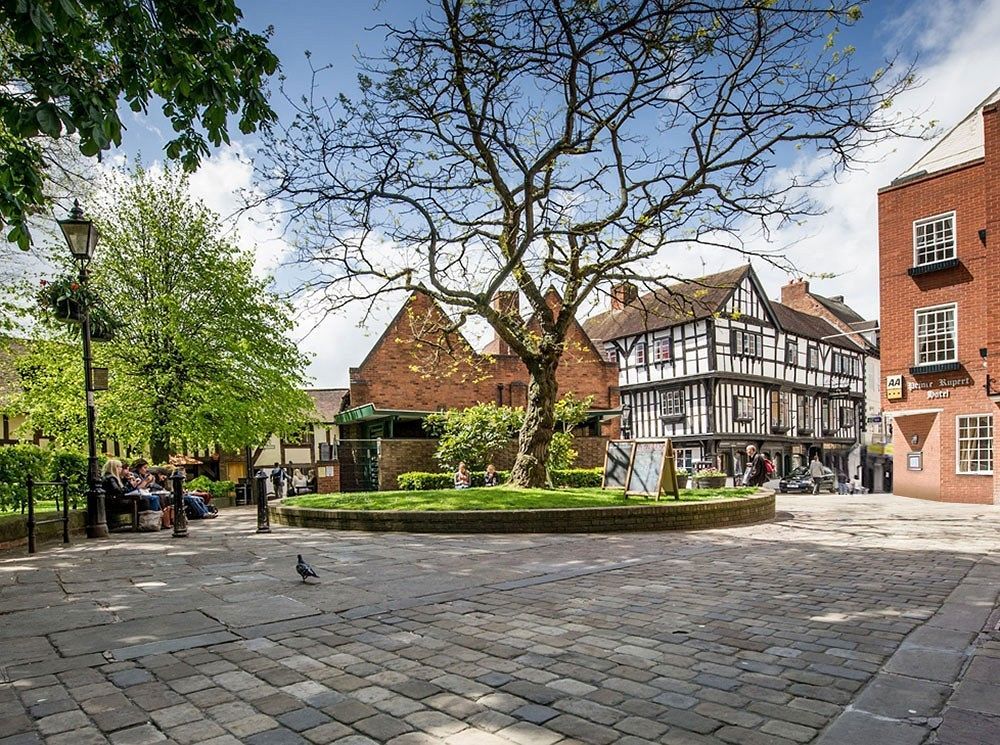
[741,445,768,487]
[809,454,825,494]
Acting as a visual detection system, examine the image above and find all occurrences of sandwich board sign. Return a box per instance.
[606,439,680,500]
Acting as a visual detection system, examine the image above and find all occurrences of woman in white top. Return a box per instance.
[292,468,308,494]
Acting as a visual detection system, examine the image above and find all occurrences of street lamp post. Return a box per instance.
[58,200,107,538]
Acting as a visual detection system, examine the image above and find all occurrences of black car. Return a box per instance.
[778,465,837,493]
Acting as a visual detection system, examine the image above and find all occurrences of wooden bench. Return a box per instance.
[106,496,139,532]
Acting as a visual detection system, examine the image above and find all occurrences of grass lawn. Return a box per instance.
[284,486,757,512]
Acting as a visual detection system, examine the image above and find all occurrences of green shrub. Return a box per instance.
[0,444,52,512]
[186,475,235,500]
[550,467,602,488]
[397,472,456,490]
[397,467,597,490]
[48,449,89,506]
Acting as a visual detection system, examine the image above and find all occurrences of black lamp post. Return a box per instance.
[58,200,107,538]
[621,402,632,440]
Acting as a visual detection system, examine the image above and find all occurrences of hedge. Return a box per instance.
[398,467,601,491]
[0,445,91,513]
[186,475,235,500]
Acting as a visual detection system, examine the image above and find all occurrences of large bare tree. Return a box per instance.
[259,0,916,487]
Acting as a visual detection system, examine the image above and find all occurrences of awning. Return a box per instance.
[334,404,432,425]
[335,403,622,425]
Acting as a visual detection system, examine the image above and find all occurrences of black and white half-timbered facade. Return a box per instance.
[584,266,867,480]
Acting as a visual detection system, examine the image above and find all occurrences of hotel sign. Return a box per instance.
[908,376,973,400]
[886,375,903,401]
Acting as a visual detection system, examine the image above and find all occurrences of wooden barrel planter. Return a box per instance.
[695,475,727,489]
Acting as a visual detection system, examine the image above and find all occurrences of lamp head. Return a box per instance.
[57,199,99,261]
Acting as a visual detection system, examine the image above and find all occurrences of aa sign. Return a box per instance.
[886,374,904,401]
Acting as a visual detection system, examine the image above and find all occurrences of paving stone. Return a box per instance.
[301,721,353,744]
[107,724,167,745]
[511,704,558,724]
[949,682,1000,716]
[815,710,927,745]
[353,713,413,740]
[936,707,1000,745]
[852,674,952,718]
[277,708,331,732]
[243,727,308,745]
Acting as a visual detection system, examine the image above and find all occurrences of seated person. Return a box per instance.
[169,468,217,519]
[292,468,309,494]
[104,459,162,514]
[483,464,500,487]
[454,462,471,489]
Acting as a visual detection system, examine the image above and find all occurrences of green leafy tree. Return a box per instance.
[4,165,313,462]
[424,402,523,471]
[0,0,278,248]
[425,394,593,471]
[261,0,919,488]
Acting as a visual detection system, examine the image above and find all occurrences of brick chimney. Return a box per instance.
[611,282,639,310]
[490,291,519,355]
[780,277,810,305]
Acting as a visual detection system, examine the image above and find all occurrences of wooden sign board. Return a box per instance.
[624,440,681,500]
[602,440,634,490]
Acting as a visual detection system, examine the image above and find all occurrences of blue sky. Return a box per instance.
[110,0,1000,388]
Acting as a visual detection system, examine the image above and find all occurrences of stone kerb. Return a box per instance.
[270,490,774,533]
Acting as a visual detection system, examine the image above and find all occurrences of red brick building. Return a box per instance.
[878,87,1000,504]
[333,291,620,490]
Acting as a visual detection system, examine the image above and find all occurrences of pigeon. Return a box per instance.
[296,554,320,583]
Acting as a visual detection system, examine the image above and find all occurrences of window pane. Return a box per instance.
[916,306,957,364]
[958,415,993,474]
[914,214,956,266]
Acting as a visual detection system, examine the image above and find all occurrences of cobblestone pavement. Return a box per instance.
[1,493,997,745]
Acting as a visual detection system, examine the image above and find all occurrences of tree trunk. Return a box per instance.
[150,436,170,466]
[509,353,560,488]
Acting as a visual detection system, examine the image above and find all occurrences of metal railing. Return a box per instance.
[25,475,71,554]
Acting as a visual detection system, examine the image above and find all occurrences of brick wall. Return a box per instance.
[877,104,998,504]
[315,462,340,494]
[272,492,775,533]
[349,291,620,419]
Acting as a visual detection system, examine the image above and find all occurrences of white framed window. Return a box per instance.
[635,341,646,366]
[734,395,754,422]
[807,346,819,370]
[770,390,789,429]
[660,389,684,418]
[604,345,617,364]
[821,398,832,432]
[652,337,672,363]
[733,330,762,357]
[786,339,798,365]
[915,303,957,365]
[913,211,956,267]
[957,414,993,474]
[797,395,814,433]
[840,406,855,429]
[832,352,857,377]
[675,448,696,471]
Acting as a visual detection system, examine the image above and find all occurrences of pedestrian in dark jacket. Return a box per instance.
[742,445,768,487]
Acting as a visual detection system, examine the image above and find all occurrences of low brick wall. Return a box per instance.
[270,491,774,534]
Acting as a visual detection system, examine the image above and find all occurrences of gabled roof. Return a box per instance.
[583,266,751,343]
[810,293,866,327]
[898,86,1000,180]
[306,388,349,422]
[770,302,860,351]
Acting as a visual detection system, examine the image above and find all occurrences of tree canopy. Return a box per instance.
[3,165,313,462]
[260,0,919,486]
[1,0,278,249]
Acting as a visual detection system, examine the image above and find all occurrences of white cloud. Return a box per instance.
[732,0,1000,318]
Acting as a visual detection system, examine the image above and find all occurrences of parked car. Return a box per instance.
[778,465,837,493]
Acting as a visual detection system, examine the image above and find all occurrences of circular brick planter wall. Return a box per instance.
[269,491,774,533]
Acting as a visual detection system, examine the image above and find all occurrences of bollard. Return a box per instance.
[171,469,189,538]
[60,476,69,544]
[27,475,36,555]
[255,469,271,533]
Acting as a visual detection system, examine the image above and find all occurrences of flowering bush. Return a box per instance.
[694,468,726,478]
